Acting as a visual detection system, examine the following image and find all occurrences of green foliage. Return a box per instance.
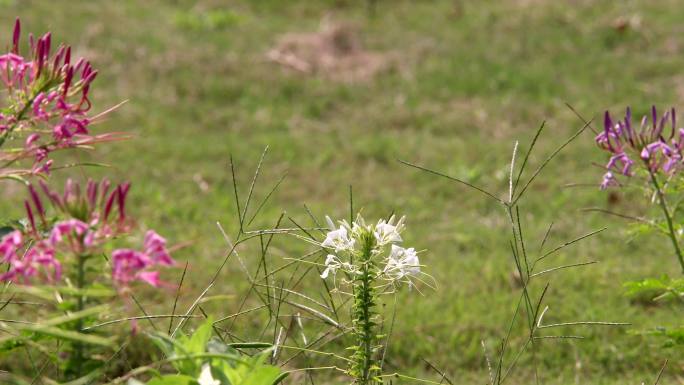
[144,318,287,385]
[4,1,684,383]
[632,326,684,347]
[624,276,684,303]
[173,9,242,31]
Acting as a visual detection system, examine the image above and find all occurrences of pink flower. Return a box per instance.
[111,230,175,289]
[136,271,161,287]
[111,249,152,286]
[0,18,107,174]
[144,230,174,266]
[49,219,89,245]
[0,231,22,263]
[28,179,132,243]
[0,236,61,284]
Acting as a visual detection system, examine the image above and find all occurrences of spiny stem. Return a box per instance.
[647,167,684,273]
[351,232,380,384]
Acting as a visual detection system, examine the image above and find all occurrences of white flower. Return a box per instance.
[320,254,359,279]
[374,221,402,245]
[322,225,355,252]
[384,244,420,278]
[320,254,340,279]
[198,364,220,385]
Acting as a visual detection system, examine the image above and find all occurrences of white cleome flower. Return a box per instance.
[320,254,341,279]
[198,364,220,385]
[384,244,420,279]
[373,221,402,245]
[322,225,356,252]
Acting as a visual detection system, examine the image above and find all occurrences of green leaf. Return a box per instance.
[11,285,115,300]
[3,324,114,347]
[241,365,283,385]
[169,318,215,376]
[148,332,177,358]
[146,374,199,385]
[186,317,214,355]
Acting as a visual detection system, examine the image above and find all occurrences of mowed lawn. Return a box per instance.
[1,1,684,383]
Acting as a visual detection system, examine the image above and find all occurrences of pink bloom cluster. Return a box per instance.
[0,225,67,284]
[111,231,176,289]
[0,18,102,175]
[0,179,175,288]
[25,178,131,244]
[596,106,684,189]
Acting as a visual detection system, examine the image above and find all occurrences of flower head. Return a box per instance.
[0,19,124,179]
[0,231,61,284]
[373,216,404,246]
[0,230,22,263]
[319,214,425,289]
[322,216,355,252]
[26,178,132,244]
[111,230,175,290]
[596,106,684,188]
[384,245,420,279]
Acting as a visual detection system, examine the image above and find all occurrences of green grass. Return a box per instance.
[1,0,684,383]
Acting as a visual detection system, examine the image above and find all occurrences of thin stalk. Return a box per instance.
[74,253,87,379]
[647,167,684,273]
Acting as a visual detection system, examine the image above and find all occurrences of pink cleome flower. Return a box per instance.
[112,230,175,289]
[0,230,61,283]
[0,18,100,175]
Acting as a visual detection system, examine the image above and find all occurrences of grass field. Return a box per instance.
[1,1,684,383]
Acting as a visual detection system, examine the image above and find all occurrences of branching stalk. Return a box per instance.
[647,166,684,273]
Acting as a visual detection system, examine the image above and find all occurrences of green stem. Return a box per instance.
[74,253,86,378]
[647,168,684,274]
[351,232,380,385]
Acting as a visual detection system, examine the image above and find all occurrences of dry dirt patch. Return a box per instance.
[267,19,393,82]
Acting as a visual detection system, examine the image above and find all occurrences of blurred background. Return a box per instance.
[2,0,684,383]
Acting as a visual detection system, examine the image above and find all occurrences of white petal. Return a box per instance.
[198,364,220,385]
[320,267,330,279]
[325,215,336,231]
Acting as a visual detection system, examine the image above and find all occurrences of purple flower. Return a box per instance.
[606,153,634,176]
[596,106,684,187]
[600,172,618,190]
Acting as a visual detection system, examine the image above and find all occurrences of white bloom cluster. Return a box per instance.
[383,244,420,279]
[319,214,421,286]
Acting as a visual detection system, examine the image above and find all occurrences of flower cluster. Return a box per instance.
[0,229,60,283]
[596,106,684,189]
[319,215,422,287]
[111,230,175,289]
[0,179,174,288]
[25,178,131,243]
[0,18,119,177]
